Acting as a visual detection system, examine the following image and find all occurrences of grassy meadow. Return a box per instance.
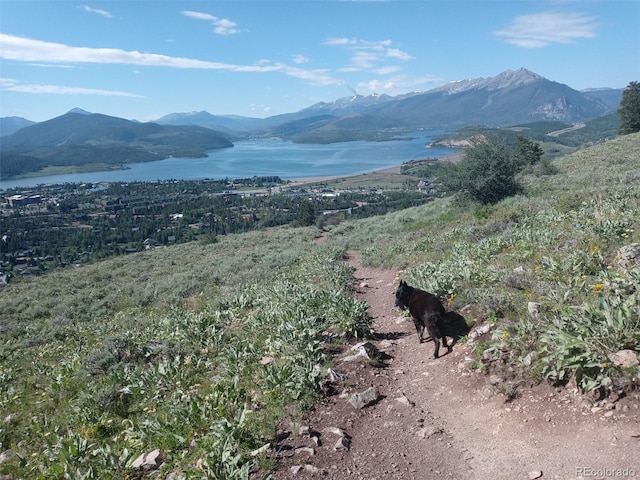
[1,132,639,478]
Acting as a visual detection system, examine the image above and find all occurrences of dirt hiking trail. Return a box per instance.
[271,250,640,480]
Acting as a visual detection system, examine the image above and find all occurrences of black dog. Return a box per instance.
[394,280,452,359]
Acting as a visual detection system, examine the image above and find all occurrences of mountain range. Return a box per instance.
[153,68,621,138]
[0,68,624,179]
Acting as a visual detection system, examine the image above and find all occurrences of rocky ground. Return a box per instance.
[269,250,640,480]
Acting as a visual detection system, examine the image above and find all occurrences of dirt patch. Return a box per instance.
[270,251,640,479]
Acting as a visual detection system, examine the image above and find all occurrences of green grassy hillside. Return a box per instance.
[327,132,640,392]
[0,133,638,478]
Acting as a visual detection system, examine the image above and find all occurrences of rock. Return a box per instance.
[488,374,502,385]
[527,302,542,318]
[610,350,639,368]
[130,449,163,470]
[291,464,323,475]
[482,347,498,361]
[295,447,315,456]
[249,443,271,457]
[528,471,543,479]
[616,243,640,270]
[327,368,348,382]
[322,426,348,437]
[522,351,534,367]
[0,450,13,466]
[304,465,322,474]
[333,436,351,451]
[417,426,443,439]
[342,341,379,362]
[359,281,369,289]
[395,394,415,407]
[260,356,274,365]
[299,425,310,436]
[349,386,381,409]
[469,323,494,341]
[3,414,15,425]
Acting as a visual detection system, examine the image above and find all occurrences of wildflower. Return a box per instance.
[447,292,457,307]
[592,282,604,294]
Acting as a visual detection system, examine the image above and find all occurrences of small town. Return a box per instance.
[0,177,431,283]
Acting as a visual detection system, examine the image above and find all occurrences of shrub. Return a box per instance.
[440,135,524,204]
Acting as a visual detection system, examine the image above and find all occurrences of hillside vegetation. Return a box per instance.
[1,133,639,478]
[328,132,640,393]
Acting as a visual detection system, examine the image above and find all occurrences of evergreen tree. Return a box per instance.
[297,198,316,226]
[514,135,544,168]
[618,81,640,135]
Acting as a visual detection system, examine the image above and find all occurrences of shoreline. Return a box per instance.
[287,151,462,185]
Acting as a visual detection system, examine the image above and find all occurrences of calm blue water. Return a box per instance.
[0,132,457,190]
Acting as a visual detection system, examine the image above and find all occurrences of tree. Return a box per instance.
[618,81,640,135]
[297,198,316,226]
[514,135,544,168]
[440,135,522,204]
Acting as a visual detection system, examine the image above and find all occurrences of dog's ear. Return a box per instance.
[399,279,406,287]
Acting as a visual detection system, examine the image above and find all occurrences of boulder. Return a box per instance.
[348,386,381,409]
[611,350,639,368]
[616,243,640,270]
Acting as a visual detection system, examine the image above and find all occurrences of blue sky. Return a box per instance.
[1,0,638,122]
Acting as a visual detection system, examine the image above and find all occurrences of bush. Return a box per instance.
[440,136,524,204]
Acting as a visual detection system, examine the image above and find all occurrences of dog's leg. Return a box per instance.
[438,315,454,353]
[426,319,443,358]
[432,337,441,358]
[412,317,424,343]
[442,335,452,353]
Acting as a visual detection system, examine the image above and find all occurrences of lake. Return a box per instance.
[0,132,458,190]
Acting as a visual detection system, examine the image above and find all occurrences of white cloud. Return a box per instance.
[494,11,598,48]
[0,77,145,97]
[371,65,401,75]
[27,63,78,69]
[79,5,112,18]
[0,34,278,72]
[182,10,240,36]
[0,34,347,91]
[277,64,341,86]
[324,37,358,46]
[325,36,413,72]
[386,48,413,61]
[292,54,310,64]
[357,73,443,95]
